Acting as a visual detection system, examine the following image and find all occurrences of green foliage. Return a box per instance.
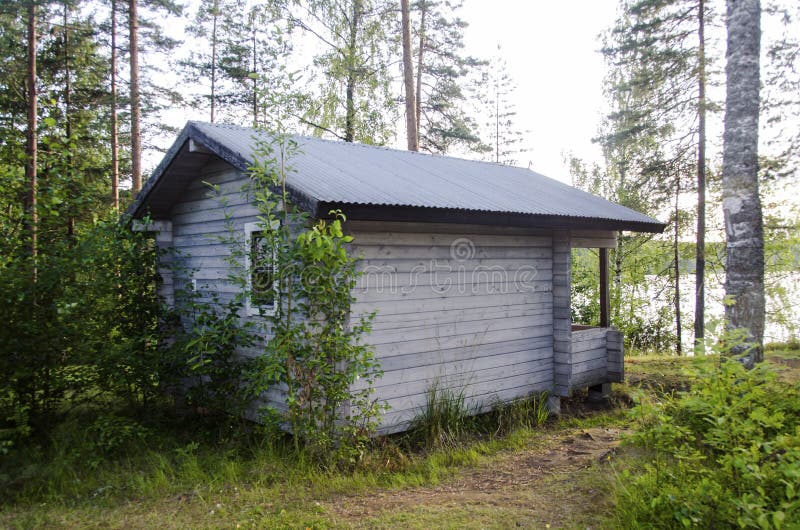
[407,382,550,450]
[613,357,800,528]
[408,382,477,449]
[245,132,384,467]
[0,218,169,449]
[179,292,256,415]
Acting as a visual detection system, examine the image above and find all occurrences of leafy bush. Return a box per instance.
[245,134,384,467]
[179,292,255,415]
[0,218,169,448]
[613,358,800,529]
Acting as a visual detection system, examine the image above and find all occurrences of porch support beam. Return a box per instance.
[599,247,610,328]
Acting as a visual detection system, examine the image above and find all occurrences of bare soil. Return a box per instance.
[325,426,624,528]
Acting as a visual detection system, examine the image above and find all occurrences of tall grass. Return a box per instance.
[406,381,550,450]
[406,381,479,449]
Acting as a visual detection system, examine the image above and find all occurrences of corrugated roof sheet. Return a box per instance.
[129,121,664,231]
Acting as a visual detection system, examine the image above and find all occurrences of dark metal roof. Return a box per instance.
[127,121,665,233]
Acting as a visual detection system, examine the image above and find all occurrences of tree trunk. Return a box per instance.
[401,0,418,151]
[722,0,764,367]
[694,0,707,353]
[210,0,218,123]
[674,177,683,355]
[129,0,142,194]
[26,0,38,275]
[111,0,119,210]
[252,26,257,127]
[343,0,362,143]
[64,1,75,238]
[415,1,426,140]
[494,76,500,163]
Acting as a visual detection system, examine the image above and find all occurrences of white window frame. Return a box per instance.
[244,221,279,316]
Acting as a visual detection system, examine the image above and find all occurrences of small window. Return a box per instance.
[245,221,278,315]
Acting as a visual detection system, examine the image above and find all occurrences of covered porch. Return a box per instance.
[553,230,623,398]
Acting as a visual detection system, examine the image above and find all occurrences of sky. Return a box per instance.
[458,0,619,182]
[153,0,621,185]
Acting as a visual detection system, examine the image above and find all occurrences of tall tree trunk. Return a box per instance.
[694,0,707,353]
[111,0,120,210]
[722,0,764,367]
[400,0,418,151]
[674,177,683,355]
[415,1,426,139]
[210,0,218,123]
[252,28,257,127]
[64,1,75,238]
[343,0,362,143]
[613,237,623,323]
[26,0,38,277]
[494,76,500,162]
[129,0,142,194]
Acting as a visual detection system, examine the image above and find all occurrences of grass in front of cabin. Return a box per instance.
[0,395,558,529]
[3,344,799,529]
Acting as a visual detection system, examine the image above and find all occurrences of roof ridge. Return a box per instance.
[187,120,536,174]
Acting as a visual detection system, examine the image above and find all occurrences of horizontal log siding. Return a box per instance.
[552,230,572,397]
[569,327,609,390]
[348,225,555,434]
[607,329,624,382]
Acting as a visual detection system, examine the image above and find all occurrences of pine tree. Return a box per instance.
[26,0,38,272]
[411,0,487,154]
[110,0,119,209]
[184,0,225,123]
[600,0,714,353]
[400,0,418,151]
[215,0,293,127]
[128,0,141,193]
[481,50,526,165]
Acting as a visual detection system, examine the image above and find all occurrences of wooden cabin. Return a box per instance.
[128,121,664,434]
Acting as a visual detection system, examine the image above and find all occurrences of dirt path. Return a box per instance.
[325,427,624,529]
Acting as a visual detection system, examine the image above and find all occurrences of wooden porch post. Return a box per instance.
[599,247,609,328]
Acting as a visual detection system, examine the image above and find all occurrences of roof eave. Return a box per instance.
[316,202,667,234]
[125,122,319,220]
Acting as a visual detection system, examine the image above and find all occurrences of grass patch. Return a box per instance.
[0,394,555,529]
[7,349,796,528]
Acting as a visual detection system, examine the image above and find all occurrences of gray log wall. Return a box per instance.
[552,230,572,397]
[348,222,555,434]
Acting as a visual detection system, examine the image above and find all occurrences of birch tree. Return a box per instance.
[721,0,764,366]
[292,0,397,144]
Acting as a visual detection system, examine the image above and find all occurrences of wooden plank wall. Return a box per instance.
[349,224,555,434]
[552,230,572,397]
[569,327,608,389]
[607,329,624,382]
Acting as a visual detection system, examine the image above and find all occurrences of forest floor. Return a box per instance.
[4,349,798,529]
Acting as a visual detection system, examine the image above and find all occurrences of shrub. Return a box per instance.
[613,358,800,529]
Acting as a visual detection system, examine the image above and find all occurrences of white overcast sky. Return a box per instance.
[153,0,618,184]
[459,0,619,182]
